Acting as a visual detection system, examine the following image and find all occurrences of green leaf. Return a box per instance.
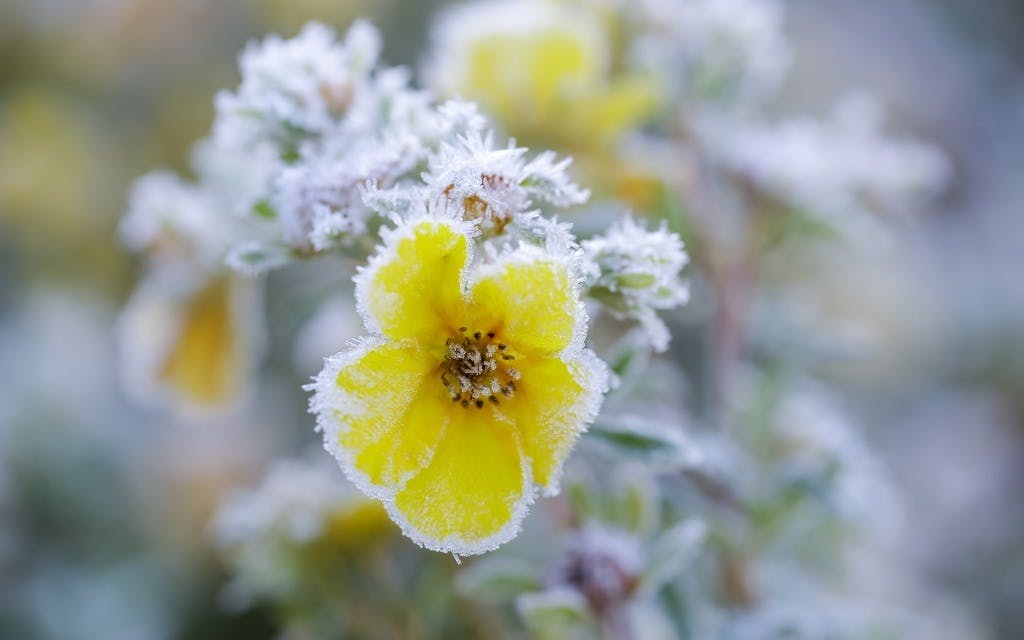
[614,272,657,289]
[455,558,541,601]
[586,417,700,471]
[517,589,589,633]
[225,242,291,275]
[604,332,652,380]
[607,468,658,535]
[642,520,706,590]
[252,199,278,220]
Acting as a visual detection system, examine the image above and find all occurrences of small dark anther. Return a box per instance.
[498,344,507,350]
[487,332,495,338]
[502,354,514,360]
[461,400,470,408]
[475,399,484,409]
[473,331,481,340]
[489,395,500,405]
[459,326,467,332]
[452,395,461,402]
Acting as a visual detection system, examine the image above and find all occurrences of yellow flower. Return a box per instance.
[119,266,260,409]
[310,216,608,554]
[428,0,658,153]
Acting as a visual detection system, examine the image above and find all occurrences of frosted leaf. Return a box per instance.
[582,216,690,351]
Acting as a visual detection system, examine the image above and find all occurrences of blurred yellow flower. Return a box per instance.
[428,0,657,153]
[119,267,261,409]
[156,274,244,405]
[311,216,608,555]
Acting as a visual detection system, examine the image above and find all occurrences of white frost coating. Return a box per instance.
[191,138,280,220]
[702,94,950,221]
[120,171,233,263]
[582,216,690,352]
[213,452,369,548]
[272,145,405,252]
[516,586,589,621]
[368,128,589,235]
[637,0,789,103]
[212,449,381,607]
[775,389,903,537]
[571,524,645,577]
[213,21,381,149]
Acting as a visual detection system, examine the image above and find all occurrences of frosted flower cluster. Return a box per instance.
[538,525,644,613]
[120,171,234,265]
[366,125,588,237]
[123,21,596,274]
[583,217,690,351]
[638,0,789,103]
[497,500,706,639]
[213,21,438,261]
[213,20,383,150]
[213,453,383,605]
[214,456,363,547]
[702,95,951,221]
[120,21,439,275]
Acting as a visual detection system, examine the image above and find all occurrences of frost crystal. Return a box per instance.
[371,128,588,235]
[583,217,690,351]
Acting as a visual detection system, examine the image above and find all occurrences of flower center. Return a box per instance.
[440,327,520,409]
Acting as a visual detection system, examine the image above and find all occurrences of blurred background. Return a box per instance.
[1,0,1023,638]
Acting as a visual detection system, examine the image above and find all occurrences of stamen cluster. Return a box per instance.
[440,328,520,409]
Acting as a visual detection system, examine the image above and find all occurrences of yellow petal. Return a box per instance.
[508,352,606,492]
[157,274,243,405]
[357,219,470,342]
[323,340,447,489]
[469,254,579,356]
[349,386,454,489]
[392,408,529,554]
